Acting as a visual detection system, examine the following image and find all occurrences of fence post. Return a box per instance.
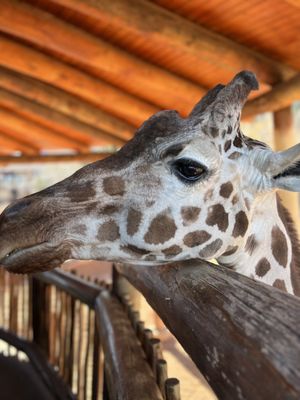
[31,276,50,356]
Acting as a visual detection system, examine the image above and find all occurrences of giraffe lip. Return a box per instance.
[0,242,48,267]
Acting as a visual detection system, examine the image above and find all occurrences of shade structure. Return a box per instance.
[0,0,299,162]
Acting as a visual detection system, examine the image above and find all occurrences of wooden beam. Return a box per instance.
[95,292,164,400]
[0,0,206,115]
[0,36,159,127]
[0,88,126,147]
[243,74,300,118]
[0,108,89,151]
[0,67,135,141]
[47,0,295,85]
[273,107,300,233]
[0,152,112,165]
[118,261,300,400]
[0,130,37,155]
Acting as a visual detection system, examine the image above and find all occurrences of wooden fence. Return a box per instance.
[0,268,180,400]
[116,260,300,400]
[0,259,299,399]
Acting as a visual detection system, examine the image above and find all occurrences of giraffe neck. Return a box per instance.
[218,192,300,295]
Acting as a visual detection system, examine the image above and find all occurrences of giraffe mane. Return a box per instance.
[243,136,269,149]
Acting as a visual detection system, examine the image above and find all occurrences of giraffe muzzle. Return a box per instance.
[0,192,73,273]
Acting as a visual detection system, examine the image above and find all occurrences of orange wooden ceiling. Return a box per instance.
[0,0,299,159]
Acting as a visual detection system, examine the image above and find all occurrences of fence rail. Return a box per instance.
[0,267,180,400]
[0,259,299,399]
[117,260,300,400]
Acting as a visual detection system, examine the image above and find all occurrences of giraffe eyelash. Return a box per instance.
[172,158,207,184]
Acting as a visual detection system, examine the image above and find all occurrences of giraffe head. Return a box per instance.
[1,71,300,273]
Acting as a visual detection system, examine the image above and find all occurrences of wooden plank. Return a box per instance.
[48,0,295,85]
[0,36,159,127]
[117,261,300,400]
[0,67,135,141]
[95,290,163,400]
[31,279,50,356]
[34,270,101,308]
[0,88,126,147]
[0,130,37,154]
[0,107,89,151]
[243,74,300,118]
[0,0,206,115]
[0,152,112,165]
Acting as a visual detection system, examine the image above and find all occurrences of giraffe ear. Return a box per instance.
[271,144,300,192]
[273,161,300,192]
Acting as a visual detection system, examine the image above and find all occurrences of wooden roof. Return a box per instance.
[0,0,300,163]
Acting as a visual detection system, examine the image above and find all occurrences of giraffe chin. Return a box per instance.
[0,242,71,274]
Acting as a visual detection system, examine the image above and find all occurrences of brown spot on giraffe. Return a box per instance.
[127,208,142,236]
[162,245,182,257]
[245,234,258,255]
[210,126,219,138]
[273,279,287,292]
[67,181,96,202]
[271,226,288,268]
[204,189,213,202]
[276,196,300,296]
[232,194,239,205]
[181,207,201,226]
[183,230,211,248]
[224,140,231,152]
[222,245,238,257]
[255,258,271,277]
[144,211,177,244]
[199,239,223,258]
[232,211,248,238]
[233,136,243,148]
[206,204,229,232]
[228,152,241,160]
[219,182,233,198]
[97,220,120,241]
[71,224,87,235]
[103,176,125,196]
[100,204,120,215]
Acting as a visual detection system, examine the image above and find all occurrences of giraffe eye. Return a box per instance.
[172,158,206,183]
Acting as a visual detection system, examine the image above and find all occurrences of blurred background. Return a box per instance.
[0,1,300,399]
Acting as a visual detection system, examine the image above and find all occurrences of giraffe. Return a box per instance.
[0,71,299,295]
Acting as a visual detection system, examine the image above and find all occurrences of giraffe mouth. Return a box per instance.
[0,242,47,263]
[0,242,51,273]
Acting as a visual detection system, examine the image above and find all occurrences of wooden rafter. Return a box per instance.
[0,36,158,127]
[243,74,300,119]
[0,130,38,155]
[0,108,89,151]
[0,88,126,147]
[0,67,135,141]
[46,0,295,85]
[0,153,113,165]
[0,0,206,114]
